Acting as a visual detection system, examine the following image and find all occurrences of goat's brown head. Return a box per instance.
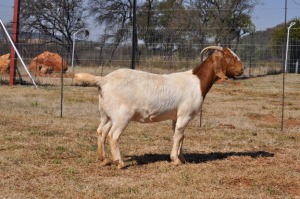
[200,46,244,81]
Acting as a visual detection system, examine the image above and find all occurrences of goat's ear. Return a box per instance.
[214,63,228,80]
[211,52,228,81]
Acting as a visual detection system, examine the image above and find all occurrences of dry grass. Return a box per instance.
[0,73,299,198]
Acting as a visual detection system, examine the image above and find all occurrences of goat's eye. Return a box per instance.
[225,54,231,59]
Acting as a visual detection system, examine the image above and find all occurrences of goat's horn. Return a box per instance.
[200,46,223,56]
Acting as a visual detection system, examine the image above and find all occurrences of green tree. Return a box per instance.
[136,0,160,52]
[272,18,300,45]
[272,18,300,68]
[89,0,257,60]
[192,0,257,49]
[138,0,185,53]
[137,0,256,53]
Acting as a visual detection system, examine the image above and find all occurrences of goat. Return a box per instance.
[75,46,243,169]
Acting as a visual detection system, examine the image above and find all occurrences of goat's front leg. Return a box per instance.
[170,117,190,165]
[97,117,112,166]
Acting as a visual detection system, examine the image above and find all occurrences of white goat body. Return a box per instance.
[87,69,202,123]
[75,46,243,169]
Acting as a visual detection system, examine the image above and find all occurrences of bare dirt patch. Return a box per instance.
[248,113,279,123]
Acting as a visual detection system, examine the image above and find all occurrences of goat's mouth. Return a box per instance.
[227,70,243,78]
[235,69,244,76]
[229,72,243,80]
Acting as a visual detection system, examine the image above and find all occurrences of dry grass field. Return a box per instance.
[0,73,299,198]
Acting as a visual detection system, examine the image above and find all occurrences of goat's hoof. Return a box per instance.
[113,160,126,169]
[117,162,126,169]
[179,156,186,164]
[98,158,111,166]
[171,159,184,166]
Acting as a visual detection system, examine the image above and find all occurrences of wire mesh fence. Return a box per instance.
[0,29,299,132]
[1,23,300,81]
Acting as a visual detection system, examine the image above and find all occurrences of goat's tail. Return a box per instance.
[74,73,103,86]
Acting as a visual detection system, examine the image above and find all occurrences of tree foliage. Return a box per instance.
[272,18,300,45]
[137,0,190,53]
[89,0,257,53]
[19,0,257,55]
[88,0,134,61]
[20,0,87,52]
[272,18,300,61]
[191,0,256,49]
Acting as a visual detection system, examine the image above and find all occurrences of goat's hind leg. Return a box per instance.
[97,115,112,166]
[107,117,131,169]
[107,125,127,169]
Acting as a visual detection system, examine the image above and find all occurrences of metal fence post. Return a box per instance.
[131,0,137,70]
[282,22,296,131]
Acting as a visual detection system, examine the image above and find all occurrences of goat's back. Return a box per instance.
[98,69,203,122]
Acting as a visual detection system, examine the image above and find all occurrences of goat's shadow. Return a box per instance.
[126,151,274,165]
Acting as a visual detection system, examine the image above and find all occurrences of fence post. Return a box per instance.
[0,19,37,88]
[131,0,137,70]
[296,60,299,74]
[9,0,21,86]
[282,22,296,131]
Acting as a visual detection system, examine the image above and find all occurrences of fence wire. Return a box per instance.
[0,30,299,83]
[0,29,299,132]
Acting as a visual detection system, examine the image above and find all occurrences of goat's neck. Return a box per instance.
[192,59,218,99]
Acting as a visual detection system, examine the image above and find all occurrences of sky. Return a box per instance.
[0,0,299,39]
[252,0,300,31]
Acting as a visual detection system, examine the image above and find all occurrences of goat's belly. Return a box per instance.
[132,109,177,123]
